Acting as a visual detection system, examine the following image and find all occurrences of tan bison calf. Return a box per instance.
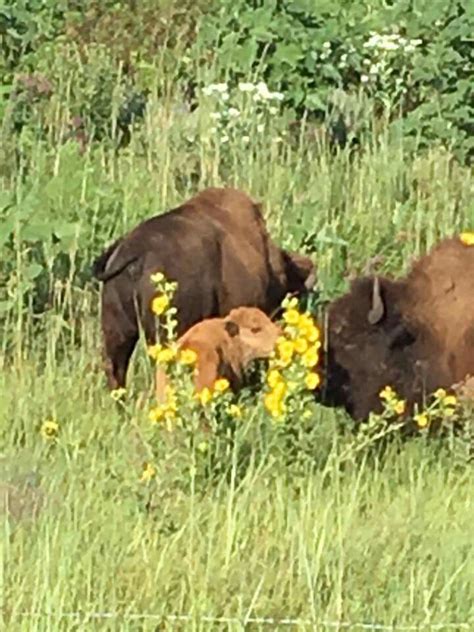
[155,307,281,399]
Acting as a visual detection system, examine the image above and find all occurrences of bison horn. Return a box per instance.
[368,277,384,325]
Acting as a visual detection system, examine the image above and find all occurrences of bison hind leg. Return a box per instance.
[103,331,139,390]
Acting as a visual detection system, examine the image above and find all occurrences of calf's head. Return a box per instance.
[224,307,282,364]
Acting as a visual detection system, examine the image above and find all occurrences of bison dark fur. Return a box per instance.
[93,187,316,390]
[321,237,474,421]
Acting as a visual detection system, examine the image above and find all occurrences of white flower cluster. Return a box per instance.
[364,31,422,54]
[200,80,285,145]
[238,81,284,102]
[202,81,284,103]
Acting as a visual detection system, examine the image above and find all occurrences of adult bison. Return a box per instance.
[92,187,316,390]
[320,236,474,421]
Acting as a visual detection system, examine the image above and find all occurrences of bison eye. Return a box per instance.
[251,327,262,334]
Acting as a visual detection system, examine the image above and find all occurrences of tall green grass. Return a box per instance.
[1,58,474,629]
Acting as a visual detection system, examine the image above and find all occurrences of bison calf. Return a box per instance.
[321,236,474,421]
[93,187,315,390]
[155,306,281,399]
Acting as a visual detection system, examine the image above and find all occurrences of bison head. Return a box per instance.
[319,276,437,421]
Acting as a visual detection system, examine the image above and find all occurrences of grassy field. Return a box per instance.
[1,78,474,630]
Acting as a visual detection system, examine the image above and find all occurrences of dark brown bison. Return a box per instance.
[92,187,315,390]
[320,236,474,421]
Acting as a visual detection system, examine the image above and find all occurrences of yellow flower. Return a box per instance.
[267,369,283,389]
[283,308,300,326]
[197,387,213,406]
[302,347,319,368]
[434,388,447,400]
[40,420,59,440]
[140,462,157,483]
[149,407,164,423]
[227,404,242,418]
[379,385,396,402]
[305,372,321,390]
[147,344,162,360]
[149,396,177,424]
[277,339,295,362]
[460,232,474,246]
[294,337,309,354]
[393,399,406,415]
[151,294,170,315]
[297,314,320,342]
[150,271,165,284]
[272,380,287,399]
[214,378,230,393]
[415,412,429,429]
[110,387,127,401]
[297,313,312,329]
[282,296,298,310]
[443,395,457,408]
[264,392,285,418]
[179,348,198,365]
[156,347,177,364]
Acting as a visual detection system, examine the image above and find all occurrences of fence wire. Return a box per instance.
[3,611,473,629]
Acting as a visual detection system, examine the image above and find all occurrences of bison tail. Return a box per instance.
[91,237,139,282]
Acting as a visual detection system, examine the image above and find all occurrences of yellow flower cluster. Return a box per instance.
[380,385,458,429]
[264,297,321,419]
[148,343,177,364]
[415,388,458,430]
[149,386,178,427]
[379,385,406,416]
[196,378,230,406]
[148,344,198,367]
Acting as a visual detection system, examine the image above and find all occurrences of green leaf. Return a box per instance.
[24,263,43,280]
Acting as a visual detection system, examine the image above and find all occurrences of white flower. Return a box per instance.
[221,92,229,101]
[214,83,228,93]
[323,41,331,49]
[228,107,240,118]
[269,106,279,115]
[369,63,381,76]
[361,74,369,83]
[256,81,272,100]
[242,135,250,144]
[238,82,255,92]
[269,91,284,101]
[257,123,265,133]
[210,112,221,120]
[202,83,229,96]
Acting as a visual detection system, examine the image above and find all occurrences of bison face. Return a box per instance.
[320,276,421,421]
[283,250,317,295]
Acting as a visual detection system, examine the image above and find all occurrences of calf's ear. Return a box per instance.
[224,321,240,338]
